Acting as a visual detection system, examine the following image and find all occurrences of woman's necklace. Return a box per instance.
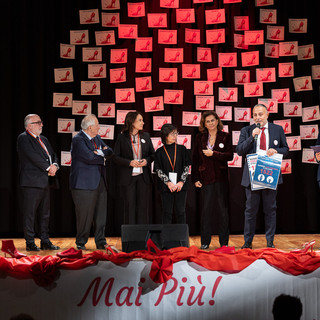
[131,133,138,143]
[208,133,216,145]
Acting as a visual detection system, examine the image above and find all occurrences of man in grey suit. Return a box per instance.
[236,104,289,249]
[70,114,113,250]
[17,114,60,251]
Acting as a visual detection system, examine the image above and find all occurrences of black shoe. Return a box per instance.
[200,244,209,250]
[26,243,40,251]
[40,241,60,250]
[241,242,252,249]
[96,243,107,250]
[267,241,275,248]
[76,244,86,250]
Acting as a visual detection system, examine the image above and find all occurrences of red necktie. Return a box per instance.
[37,136,49,156]
[260,127,266,150]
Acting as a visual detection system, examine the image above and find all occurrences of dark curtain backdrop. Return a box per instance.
[1,0,319,239]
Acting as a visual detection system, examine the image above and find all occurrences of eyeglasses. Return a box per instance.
[30,121,43,125]
[169,131,179,136]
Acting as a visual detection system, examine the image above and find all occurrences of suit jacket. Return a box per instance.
[70,131,113,190]
[191,131,233,185]
[17,131,59,188]
[113,131,155,186]
[236,122,289,187]
[316,130,320,182]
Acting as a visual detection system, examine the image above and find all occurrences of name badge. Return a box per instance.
[133,167,141,174]
[169,172,177,185]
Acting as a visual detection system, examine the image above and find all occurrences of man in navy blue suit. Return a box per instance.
[70,114,113,250]
[17,114,60,251]
[236,104,289,249]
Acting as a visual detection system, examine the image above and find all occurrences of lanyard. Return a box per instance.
[163,143,176,171]
[27,130,49,156]
[130,134,140,158]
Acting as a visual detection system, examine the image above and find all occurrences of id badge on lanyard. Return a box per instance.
[163,144,177,184]
[131,134,141,174]
[169,172,177,184]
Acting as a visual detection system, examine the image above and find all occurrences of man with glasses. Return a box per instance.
[316,129,320,189]
[17,114,60,251]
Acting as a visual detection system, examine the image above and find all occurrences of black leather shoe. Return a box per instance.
[200,244,209,250]
[96,243,107,250]
[241,242,252,249]
[267,241,275,248]
[26,243,40,251]
[40,241,60,250]
[76,244,86,250]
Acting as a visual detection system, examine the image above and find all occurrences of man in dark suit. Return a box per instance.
[236,104,289,249]
[17,114,60,251]
[315,129,320,189]
[70,114,113,250]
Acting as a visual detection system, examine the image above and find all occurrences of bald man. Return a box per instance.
[236,104,289,249]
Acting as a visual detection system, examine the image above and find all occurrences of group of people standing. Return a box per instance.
[20,103,317,251]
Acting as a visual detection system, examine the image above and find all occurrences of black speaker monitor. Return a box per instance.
[121,224,189,253]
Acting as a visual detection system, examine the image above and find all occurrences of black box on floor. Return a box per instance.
[121,224,189,253]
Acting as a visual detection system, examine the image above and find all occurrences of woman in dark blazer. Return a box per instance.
[113,111,155,224]
[192,111,233,249]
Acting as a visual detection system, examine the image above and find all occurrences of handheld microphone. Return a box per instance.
[254,123,261,142]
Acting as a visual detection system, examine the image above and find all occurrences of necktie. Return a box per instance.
[37,136,49,156]
[91,138,97,149]
[260,127,266,150]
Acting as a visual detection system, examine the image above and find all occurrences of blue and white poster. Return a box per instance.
[252,153,283,190]
[246,153,264,191]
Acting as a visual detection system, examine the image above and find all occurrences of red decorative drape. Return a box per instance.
[1,244,320,287]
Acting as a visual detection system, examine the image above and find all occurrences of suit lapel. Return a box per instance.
[123,133,132,155]
[40,135,53,157]
[80,131,95,151]
[29,133,49,158]
[268,123,275,148]
[201,132,209,149]
[248,125,257,153]
[213,131,223,150]
[140,132,146,156]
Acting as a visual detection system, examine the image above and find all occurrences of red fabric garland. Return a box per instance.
[1,243,320,287]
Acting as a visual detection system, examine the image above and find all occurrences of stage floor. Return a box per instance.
[1,234,319,256]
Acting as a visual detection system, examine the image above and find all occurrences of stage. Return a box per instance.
[1,235,320,319]
[1,234,319,256]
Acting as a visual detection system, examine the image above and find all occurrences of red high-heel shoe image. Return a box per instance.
[164,71,174,81]
[238,73,247,84]
[105,245,120,254]
[163,32,173,43]
[1,240,27,259]
[290,240,316,254]
[211,70,221,82]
